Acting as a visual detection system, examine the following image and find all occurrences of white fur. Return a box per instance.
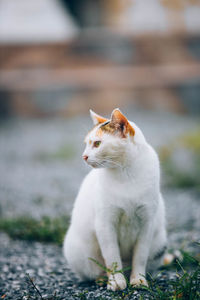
[63,113,167,291]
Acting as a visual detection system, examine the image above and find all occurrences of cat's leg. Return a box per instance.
[129,198,162,287]
[95,216,127,291]
[130,194,167,287]
[63,227,104,281]
[147,225,167,273]
[147,196,168,273]
[129,219,153,287]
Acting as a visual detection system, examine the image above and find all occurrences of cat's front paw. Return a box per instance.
[130,275,148,287]
[107,273,127,291]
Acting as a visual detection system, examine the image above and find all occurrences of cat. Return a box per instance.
[63,108,167,291]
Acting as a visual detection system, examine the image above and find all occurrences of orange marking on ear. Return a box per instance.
[96,116,108,124]
[110,109,135,138]
[90,109,108,125]
[128,124,135,137]
[111,109,128,126]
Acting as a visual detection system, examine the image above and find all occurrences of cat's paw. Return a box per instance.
[130,276,148,287]
[107,273,127,291]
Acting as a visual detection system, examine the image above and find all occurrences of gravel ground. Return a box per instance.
[0,187,199,299]
[0,232,179,300]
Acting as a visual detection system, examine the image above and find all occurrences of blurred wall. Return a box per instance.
[0,0,200,118]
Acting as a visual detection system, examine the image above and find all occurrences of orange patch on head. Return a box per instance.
[101,122,116,135]
[87,109,135,141]
[95,128,104,138]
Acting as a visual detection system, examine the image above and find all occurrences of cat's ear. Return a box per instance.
[90,109,108,125]
[110,108,135,137]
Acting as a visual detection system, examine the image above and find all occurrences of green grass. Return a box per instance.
[159,128,200,191]
[0,215,69,246]
[86,253,200,300]
[180,128,200,154]
[161,156,200,190]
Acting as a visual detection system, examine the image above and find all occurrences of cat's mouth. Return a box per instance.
[87,159,120,169]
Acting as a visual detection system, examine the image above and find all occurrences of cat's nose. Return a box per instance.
[83,155,88,161]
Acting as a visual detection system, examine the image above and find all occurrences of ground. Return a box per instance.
[0,108,200,299]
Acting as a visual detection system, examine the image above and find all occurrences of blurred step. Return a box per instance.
[0,32,200,116]
[1,33,200,69]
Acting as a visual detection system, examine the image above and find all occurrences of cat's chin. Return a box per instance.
[86,161,103,168]
[89,163,103,169]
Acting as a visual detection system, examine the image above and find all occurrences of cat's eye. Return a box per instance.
[93,141,101,148]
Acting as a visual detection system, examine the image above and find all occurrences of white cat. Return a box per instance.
[63,108,167,291]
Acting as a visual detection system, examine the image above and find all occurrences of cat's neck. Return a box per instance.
[103,166,135,182]
[101,142,154,183]
[102,146,146,181]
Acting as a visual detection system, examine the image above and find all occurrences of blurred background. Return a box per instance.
[0,0,200,251]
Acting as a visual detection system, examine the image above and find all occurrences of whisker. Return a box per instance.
[102,158,122,168]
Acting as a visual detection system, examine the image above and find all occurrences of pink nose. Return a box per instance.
[83,155,88,161]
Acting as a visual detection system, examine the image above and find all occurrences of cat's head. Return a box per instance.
[82,108,141,169]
